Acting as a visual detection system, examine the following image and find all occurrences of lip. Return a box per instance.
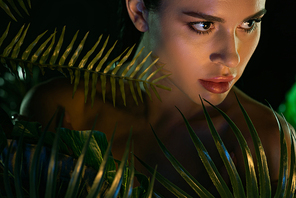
[199,76,235,94]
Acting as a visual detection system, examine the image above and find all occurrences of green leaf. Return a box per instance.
[135,155,193,198]
[21,30,47,61]
[14,130,25,198]
[64,128,94,198]
[3,24,25,57]
[123,143,135,198]
[145,165,157,198]
[86,125,117,198]
[284,134,296,197]
[178,105,235,197]
[235,94,271,197]
[3,139,14,198]
[0,0,17,21]
[0,22,11,47]
[203,99,259,197]
[0,126,7,155]
[45,112,64,198]
[105,129,132,198]
[151,124,215,198]
[267,106,289,198]
[58,30,79,66]
[30,111,58,198]
[50,26,65,65]
[199,98,245,198]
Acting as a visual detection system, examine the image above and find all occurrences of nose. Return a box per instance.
[209,31,240,68]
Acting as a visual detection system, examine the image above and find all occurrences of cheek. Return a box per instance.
[238,28,261,72]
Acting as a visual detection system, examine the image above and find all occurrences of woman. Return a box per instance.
[20,0,294,196]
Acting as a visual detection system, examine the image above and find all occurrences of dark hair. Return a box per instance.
[116,0,161,61]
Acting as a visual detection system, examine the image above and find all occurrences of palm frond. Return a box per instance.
[44,112,64,198]
[0,24,171,107]
[0,0,31,21]
[234,94,272,197]
[105,129,132,198]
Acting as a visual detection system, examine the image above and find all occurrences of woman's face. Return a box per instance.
[143,0,266,105]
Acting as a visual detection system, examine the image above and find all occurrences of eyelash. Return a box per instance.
[188,18,263,35]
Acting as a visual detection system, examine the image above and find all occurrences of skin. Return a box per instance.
[19,0,294,196]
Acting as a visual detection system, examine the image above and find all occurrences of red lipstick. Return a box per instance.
[199,76,234,94]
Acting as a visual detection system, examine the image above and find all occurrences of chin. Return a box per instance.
[196,92,229,107]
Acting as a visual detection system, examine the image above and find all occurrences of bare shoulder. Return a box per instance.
[228,87,294,184]
[19,77,104,131]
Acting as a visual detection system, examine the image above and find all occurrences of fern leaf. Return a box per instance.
[84,71,90,103]
[72,69,81,98]
[136,81,144,103]
[93,35,109,72]
[150,85,161,102]
[121,46,144,77]
[130,51,152,78]
[74,32,90,69]
[7,0,23,17]
[128,80,138,105]
[119,78,126,106]
[30,31,55,63]
[143,83,152,101]
[50,26,65,65]
[91,73,99,107]
[145,66,163,82]
[0,0,17,21]
[111,76,116,107]
[31,32,55,75]
[0,22,11,47]
[137,57,159,80]
[99,40,117,73]
[17,0,29,15]
[11,24,29,59]
[40,29,56,64]
[21,30,47,61]
[101,74,107,103]
[111,45,135,75]
[59,30,79,66]
[87,35,103,70]
[3,24,25,57]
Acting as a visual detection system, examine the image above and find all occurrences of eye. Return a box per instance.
[189,22,215,34]
[239,19,262,33]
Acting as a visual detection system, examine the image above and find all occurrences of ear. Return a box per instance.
[126,0,149,32]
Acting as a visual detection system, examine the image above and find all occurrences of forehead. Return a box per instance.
[158,0,266,16]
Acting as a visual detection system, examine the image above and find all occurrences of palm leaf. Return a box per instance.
[0,24,171,107]
[14,127,25,198]
[122,142,135,198]
[203,99,259,197]
[105,129,132,198]
[175,108,232,198]
[284,125,296,198]
[64,128,94,198]
[135,155,193,198]
[29,111,58,198]
[234,94,271,197]
[145,165,157,198]
[0,0,31,21]
[198,98,246,198]
[267,105,289,198]
[86,125,116,197]
[3,139,15,198]
[44,112,64,198]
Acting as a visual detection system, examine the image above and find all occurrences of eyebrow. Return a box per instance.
[183,9,267,23]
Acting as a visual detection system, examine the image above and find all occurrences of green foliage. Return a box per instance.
[0,115,156,197]
[1,1,296,197]
[0,0,31,21]
[0,23,171,108]
[137,97,296,197]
